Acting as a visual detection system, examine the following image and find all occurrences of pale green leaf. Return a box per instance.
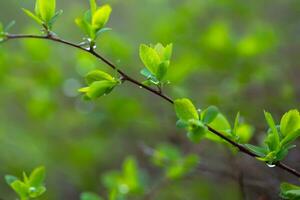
[85,70,115,85]
[29,166,46,188]
[92,4,112,31]
[174,98,199,121]
[280,109,300,137]
[139,44,161,74]
[36,0,56,23]
[22,8,44,25]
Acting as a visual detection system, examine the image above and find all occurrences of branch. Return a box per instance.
[4,33,300,178]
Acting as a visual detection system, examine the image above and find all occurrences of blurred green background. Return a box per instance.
[0,0,299,199]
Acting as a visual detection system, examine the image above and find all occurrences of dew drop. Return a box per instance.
[139,86,143,89]
[266,163,276,168]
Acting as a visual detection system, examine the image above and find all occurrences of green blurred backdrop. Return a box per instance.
[0,0,299,199]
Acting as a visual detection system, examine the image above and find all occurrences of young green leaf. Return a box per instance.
[4,20,16,32]
[139,44,161,74]
[264,111,280,148]
[5,175,19,185]
[244,144,268,157]
[35,0,56,23]
[92,5,112,31]
[28,166,45,188]
[10,180,29,199]
[174,98,199,121]
[202,106,219,124]
[82,80,117,100]
[22,8,44,25]
[89,0,98,16]
[280,109,300,137]
[85,70,116,85]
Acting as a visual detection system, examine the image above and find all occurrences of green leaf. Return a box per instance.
[81,192,103,200]
[244,144,268,157]
[154,43,173,61]
[28,186,46,198]
[22,8,44,25]
[280,182,300,200]
[89,0,98,16]
[202,106,219,124]
[95,27,112,38]
[156,61,169,81]
[28,166,46,188]
[5,175,19,185]
[123,157,140,192]
[281,129,300,147]
[264,111,280,149]
[4,20,15,32]
[10,180,29,199]
[48,10,63,28]
[139,44,161,74]
[84,80,117,99]
[280,109,300,137]
[174,98,199,121]
[0,22,3,33]
[232,112,240,136]
[75,17,92,36]
[92,4,112,31]
[36,0,56,23]
[187,126,206,143]
[176,120,188,128]
[85,70,116,85]
[235,123,254,143]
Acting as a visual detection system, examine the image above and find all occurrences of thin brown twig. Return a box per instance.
[4,33,300,178]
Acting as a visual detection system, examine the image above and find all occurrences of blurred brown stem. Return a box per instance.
[5,33,300,179]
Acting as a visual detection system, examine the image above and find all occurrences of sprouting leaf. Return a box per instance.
[28,166,45,188]
[174,98,199,121]
[85,70,116,85]
[156,61,169,81]
[280,109,300,137]
[244,144,268,157]
[92,4,112,31]
[82,80,117,99]
[89,0,98,16]
[80,192,103,200]
[264,111,280,148]
[36,0,56,23]
[154,43,173,61]
[95,27,112,38]
[10,180,29,199]
[281,129,300,148]
[5,175,19,185]
[202,106,219,124]
[139,44,161,74]
[48,10,63,28]
[22,8,44,25]
[4,20,16,32]
[187,126,206,143]
[75,18,91,36]
[232,112,240,136]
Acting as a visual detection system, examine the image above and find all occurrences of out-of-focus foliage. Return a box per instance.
[0,0,299,199]
[152,143,199,179]
[280,182,300,200]
[5,166,46,200]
